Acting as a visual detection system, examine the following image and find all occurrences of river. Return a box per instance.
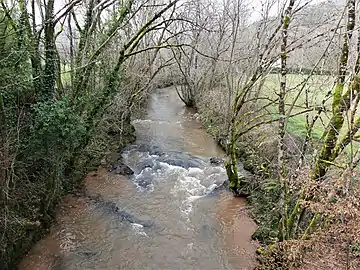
[19,87,257,270]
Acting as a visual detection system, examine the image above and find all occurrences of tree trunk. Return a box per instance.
[278,0,295,241]
[19,0,43,94]
[0,93,7,187]
[43,0,56,100]
[312,0,355,180]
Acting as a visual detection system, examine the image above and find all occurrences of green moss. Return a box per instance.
[351,242,360,253]
[248,177,282,244]
[283,15,290,29]
[332,83,343,112]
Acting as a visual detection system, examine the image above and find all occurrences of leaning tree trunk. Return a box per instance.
[312,0,355,180]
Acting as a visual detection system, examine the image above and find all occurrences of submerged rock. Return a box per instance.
[148,145,165,156]
[136,177,153,188]
[135,168,154,189]
[136,159,155,172]
[210,157,224,165]
[117,210,153,227]
[158,153,205,169]
[76,249,100,258]
[100,200,119,212]
[121,144,166,157]
[95,199,153,228]
[107,162,134,175]
[138,144,151,153]
[199,224,217,237]
[120,144,137,153]
[158,158,190,168]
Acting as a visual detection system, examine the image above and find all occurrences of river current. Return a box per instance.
[19,87,257,270]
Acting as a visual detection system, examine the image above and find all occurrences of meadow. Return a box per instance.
[262,73,334,140]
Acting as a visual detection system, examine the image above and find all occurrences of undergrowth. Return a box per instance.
[0,96,138,269]
[197,98,360,269]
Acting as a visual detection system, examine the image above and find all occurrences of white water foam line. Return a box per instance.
[132,119,184,129]
[132,119,182,125]
[158,161,187,171]
[132,119,154,124]
[131,223,148,237]
[171,166,227,218]
[124,150,227,217]
[57,229,78,254]
[132,158,188,192]
[133,167,155,192]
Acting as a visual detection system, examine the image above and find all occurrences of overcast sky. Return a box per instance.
[52,0,335,20]
[51,0,339,54]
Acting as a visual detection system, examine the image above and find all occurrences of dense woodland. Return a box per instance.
[1,0,360,268]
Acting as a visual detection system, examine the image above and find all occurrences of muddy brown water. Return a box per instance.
[19,87,258,270]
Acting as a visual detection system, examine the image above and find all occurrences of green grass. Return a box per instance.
[261,73,333,140]
[260,73,360,157]
[286,116,324,140]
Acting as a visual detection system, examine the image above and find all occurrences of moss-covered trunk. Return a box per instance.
[0,92,7,187]
[225,124,240,195]
[42,0,56,100]
[312,0,355,180]
[278,0,295,241]
[0,23,7,188]
[19,0,43,93]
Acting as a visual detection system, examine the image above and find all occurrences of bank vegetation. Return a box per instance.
[1,0,360,269]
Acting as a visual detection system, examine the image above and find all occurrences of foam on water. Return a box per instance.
[131,223,148,237]
[158,161,187,172]
[57,229,78,254]
[122,147,227,217]
[170,165,227,217]
[132,119,154,124]
[132,119,181,126]
[134,167,155,192]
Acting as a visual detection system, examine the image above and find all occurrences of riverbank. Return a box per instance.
[196,95,360,269]
[1,116,137,269]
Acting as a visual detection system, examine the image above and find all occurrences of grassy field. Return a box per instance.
[258,73,360,158]
[262,73,334,140]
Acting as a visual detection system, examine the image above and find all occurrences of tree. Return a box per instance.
[0,0,187,267]
[312,0,360,181]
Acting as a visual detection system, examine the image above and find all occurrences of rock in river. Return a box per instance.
[96,200,154,228]
[108,162,134,175]
[210,157,224,165]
